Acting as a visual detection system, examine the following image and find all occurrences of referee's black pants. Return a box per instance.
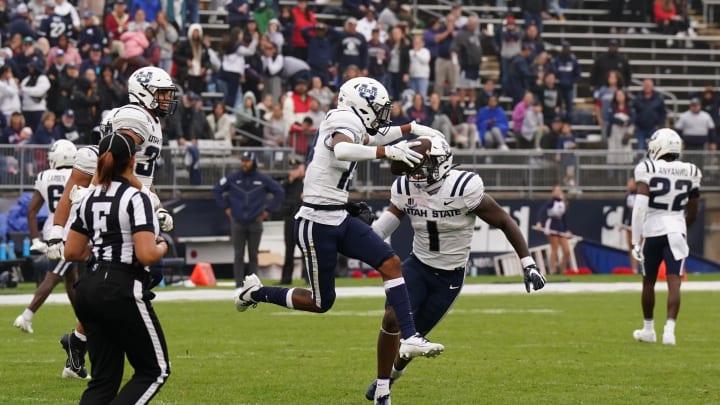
[74,262,170,405]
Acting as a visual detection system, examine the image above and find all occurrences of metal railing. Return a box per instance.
[0,145,717,197]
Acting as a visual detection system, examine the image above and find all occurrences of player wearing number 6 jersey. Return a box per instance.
[631,128,702,346]
[13,140,77,335]
[364,137,546,401]
[232,77,446,405]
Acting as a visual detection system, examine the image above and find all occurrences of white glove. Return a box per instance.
[631,245,644,264]
[410,121,445,140]
[30,238,47,254]
[46,225,65,260]
[157,208,174,232]
[70,184,94,205]
[385,140,423,167]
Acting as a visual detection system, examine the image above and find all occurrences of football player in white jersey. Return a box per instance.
[42,67,176,379]
[364,137,546,400]
[13,140,77,335]
[233,77,447,405]
[631,128,701,346]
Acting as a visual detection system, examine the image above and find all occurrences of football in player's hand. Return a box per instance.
[390,137,432,176]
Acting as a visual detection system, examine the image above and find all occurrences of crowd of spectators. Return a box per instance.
[0,0,716,181]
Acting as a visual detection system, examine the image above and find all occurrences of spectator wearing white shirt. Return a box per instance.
[263,104,287,147]
[0,65,21,121]
[54,0,80,31]
[519,100,546,149]
[674,97,717,151]
[261,41,284,105]
[20,59,51,131]
[206,102,234,145]
[357,9,384,42]
[408,34,431,98]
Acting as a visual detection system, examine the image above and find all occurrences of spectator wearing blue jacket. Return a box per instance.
[335,17,368,77]
[506,45,535,104]
[552,40,581,118]
[631,79,667,151]
[302,23,338,86]
[213,151,285,288]
[476,95,510,149]
[8,4,35,41]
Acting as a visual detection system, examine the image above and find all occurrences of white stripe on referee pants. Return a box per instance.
[133,280,168,404]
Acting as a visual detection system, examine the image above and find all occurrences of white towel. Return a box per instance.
[667,232,689,261]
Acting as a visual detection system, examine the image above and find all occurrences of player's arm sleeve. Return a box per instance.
[334,141,378,161]
[367,124,409,146]
[372,203,403,240]
[690,165,702,195]
[631,194,648,246]
[631,162,650,246]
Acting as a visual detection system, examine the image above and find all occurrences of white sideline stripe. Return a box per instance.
[271,308,561,317]
[3,282,720,306]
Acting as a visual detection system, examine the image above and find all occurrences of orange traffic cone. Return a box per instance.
[190,262,217,286]
[657,261,688,281]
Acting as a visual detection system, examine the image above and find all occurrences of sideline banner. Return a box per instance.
[166,198,706,271]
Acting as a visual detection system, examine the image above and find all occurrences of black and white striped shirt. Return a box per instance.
[71,178,158,267]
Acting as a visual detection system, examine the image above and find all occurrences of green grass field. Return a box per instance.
[3,277,720,404]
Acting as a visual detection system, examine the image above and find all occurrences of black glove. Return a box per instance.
[523,264,546,293]
[346,202,376,226]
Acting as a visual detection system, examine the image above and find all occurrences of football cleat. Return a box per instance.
[13,315,33,333]
[632,329,657,343]
[662,332,676,346]
[365,379,395,401]
[233,274,262,312]
[398,333,444,359]
[60,333,90,380]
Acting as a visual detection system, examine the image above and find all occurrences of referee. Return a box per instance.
[65,132,170,405]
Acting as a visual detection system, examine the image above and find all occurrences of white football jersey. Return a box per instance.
[34,167,72,240]
[634,159,702,238]
[296,108,366,226]
[107,104,163,187]
[391,170,485,270]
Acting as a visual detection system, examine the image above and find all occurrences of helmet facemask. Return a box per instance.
[409,138,453,191]
[148,85,178,117]
[368,99,392,135]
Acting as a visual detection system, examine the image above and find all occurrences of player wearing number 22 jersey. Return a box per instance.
[631,128,701,346]
[364,136,546,401]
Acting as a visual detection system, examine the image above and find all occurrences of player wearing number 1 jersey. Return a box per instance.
[232,77,447,405]
[13,140,77,335]
[631,128,702,346]
[364,137,546,401]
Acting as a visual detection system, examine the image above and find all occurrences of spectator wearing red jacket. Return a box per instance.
[291,0,316,60]
[653,0,687,37]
